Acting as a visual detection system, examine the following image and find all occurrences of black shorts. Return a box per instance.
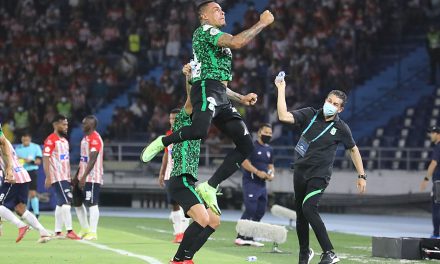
[164,180,178,206]
[191,79,243,124]
[28,170,38,191]
[72,182,101,207]
[168,174,203,217]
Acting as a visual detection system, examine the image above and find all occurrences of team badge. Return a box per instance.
[330,127,337,135]
[267,151,271,159]
[210,28,220,36]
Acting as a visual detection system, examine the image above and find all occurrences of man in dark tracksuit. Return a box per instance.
[275,78,367,264]
[421,126,440,238]
[235,123,274,247]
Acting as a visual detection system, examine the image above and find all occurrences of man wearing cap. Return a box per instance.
[421,126,440,238]
[141,0,274,216]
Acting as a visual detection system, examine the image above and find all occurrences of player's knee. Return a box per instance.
[301,202,316,219]
[191,126,209,140]
[15,203,26,216]
[196,214,210,227]
[209,216,220,229]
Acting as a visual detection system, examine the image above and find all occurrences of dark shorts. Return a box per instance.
[168,174,203,217]
[164,180,178,206]
[0,182,29,210]
[52,180,73,206]
[242,181,267,202]
[28,170,38,191]
[191,79,243,124]
[73,182,101,207]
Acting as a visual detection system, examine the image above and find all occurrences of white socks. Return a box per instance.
[171,208,189,234]
[61,204,73,230]
[75,204,90,231]
[55,206,63,232]
[0,205,26,228]
[21,210,50,236]
[89,205,99,233]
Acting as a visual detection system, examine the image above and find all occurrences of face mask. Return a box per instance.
[261,135,272,144]
[323,102,338,117]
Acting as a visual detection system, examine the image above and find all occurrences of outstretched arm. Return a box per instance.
[217,10,274,49]
[226,88,257,106]
[274,78,295,124]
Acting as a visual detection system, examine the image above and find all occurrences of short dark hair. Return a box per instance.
[21,131,32,137]
[52,114,67,124]
[84,115,98,128]
[259,123,272,130]
[170,108,180,114]
[196,0,216,19]
[328,90,348,106]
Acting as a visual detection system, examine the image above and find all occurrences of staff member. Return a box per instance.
[421,126,440,238]
[274,77,366,264]
[235,123,274,247]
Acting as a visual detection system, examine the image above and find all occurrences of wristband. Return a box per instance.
[358,174,367,180]
[424,177,430,181]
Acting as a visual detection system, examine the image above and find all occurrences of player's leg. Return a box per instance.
[72,183,89,238]
[184,208,220,261]
[166,179,185,243]
[254,187,268,222]
[432,197,440,237]
[197,117,254,215]
[168,175,207,263]
[54,180,80,240]
[294,171,315,264]
[141,81,214,162]
[15,203,51,243]
[0,183,29,242]
[302,178,339,263]
[28,170,40,218]
[236,182,258,245]
[83,182,100,240]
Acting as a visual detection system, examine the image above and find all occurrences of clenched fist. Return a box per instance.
[260,10,274,26]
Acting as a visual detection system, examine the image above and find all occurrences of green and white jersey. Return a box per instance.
[191,24,232,83]
[170,109,201,179]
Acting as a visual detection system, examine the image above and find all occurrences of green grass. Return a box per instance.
[0,215,434,264]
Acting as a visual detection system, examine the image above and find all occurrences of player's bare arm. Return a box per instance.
[274,78,295,124]
[348,145,366,194]
[158,151,168,188]
[241,159,270,180]
[217,10,274,49]
[43,156,51,189]
[80,151,99,188]
[0,135,14,183]
[182,63,193,114]
[421,159,437,191]
[226,88,257,106]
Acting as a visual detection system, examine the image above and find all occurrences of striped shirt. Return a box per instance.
[78,131,104,184]
[0,139,31,183]
[164,130,173,181]
[43,133,71,183]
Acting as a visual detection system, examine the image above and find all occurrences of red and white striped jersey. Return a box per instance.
[164,130,173,181]
[43,133,70,183]
[78,131,104,184]
[0,139,31,183]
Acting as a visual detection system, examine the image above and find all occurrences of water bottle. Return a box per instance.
[246,256,258,262]
[275,71,285,82]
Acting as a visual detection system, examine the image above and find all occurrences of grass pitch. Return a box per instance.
[0,215,433,263]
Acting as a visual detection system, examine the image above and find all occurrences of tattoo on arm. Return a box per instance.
[218,22,265,49]
[226,88,242,102]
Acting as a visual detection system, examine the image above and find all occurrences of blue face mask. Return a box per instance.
[323,102,338,117]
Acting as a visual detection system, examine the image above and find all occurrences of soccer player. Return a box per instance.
[235,123,275,247]
[141,0,274,216]
[43,114,80,240]
[168,63,220,264]
[0,125,51,243]
[72,115,104,240]
[159,109,189,243]
[15,132,43,218]
[274,77,366,264]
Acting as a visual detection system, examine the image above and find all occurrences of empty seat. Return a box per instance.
[401,129,408,137]
[404,118,412,127]
[376,128,384,137]
[421,151,429,159]
[433,108,439,117]
[369,150,377,158]
[425,140,432,148]
[435,98,440,106]
[431,119,437,126]
[372,139,380,147]
[395,151,402,158]
[398,139,406,148]
[406,108,414,116]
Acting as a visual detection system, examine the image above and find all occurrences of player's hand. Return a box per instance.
[159,175,165,188]
[5,167,15,184]
[357,178,366,194]
[182,63,191,77]
[241,93,258,106]
[79,176,86,189]
[267,174,275,181]
[72,177,79,186]
[421,179,429,191]
[45,177,51,189]
[259,10,274,27]
[274,78,286,90]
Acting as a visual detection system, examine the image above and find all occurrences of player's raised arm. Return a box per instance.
[217,10,274,49]
[182,63,193,114]
[274,77,295,124]
[226,88,258,106]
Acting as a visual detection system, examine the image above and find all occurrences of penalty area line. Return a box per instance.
[79,240,163,264]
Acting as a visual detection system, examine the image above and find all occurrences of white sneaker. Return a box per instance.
[37,236,51,243]
[248,240,264,247]
[235,238,247,245]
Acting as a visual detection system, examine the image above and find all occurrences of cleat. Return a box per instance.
[78,228,90,238]
[169,261,184,264]
[319,251,340,264]
[66,230,81,240]
[54,232,66,239]
[37,236,52,243]
[248,240,264,247]
[173,233,184,243]
[16,226,30,243]
[183,260,194,264]
[83,232,97,241]
[140,136,165,162]
[299,248,314,264]
[195,182,221,215]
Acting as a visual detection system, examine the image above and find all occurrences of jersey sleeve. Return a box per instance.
[201,25,224,46]
[269,147,274,164]
[89,134,102,153]
[432,145,440,162]
[291,107,316,128]
[35,144,43,158]
[340,123,356,150]
[43,137,55,156]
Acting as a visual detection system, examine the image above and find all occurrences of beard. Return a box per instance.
[58,130,68,138]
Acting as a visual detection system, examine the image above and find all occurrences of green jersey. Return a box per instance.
[170,109,201,179]
[191,24,232,83]
[0,124,3,137]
